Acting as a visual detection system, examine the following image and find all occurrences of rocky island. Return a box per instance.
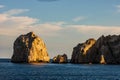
[52,54,68,63]
[11,32,50,63]
[71,35,120,64]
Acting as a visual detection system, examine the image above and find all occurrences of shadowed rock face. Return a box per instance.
[11,32,50,63]
[87,35,120,64]
[52,54,68,63]
[71,35,120,64]
[70,39,96,63]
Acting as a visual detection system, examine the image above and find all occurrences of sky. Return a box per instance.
[0,0,120,59]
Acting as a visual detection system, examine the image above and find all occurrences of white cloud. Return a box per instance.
[0,9,37,36]
[67,25,120,38]
[0,14,8,22]
[49,21,66,26]
[0,9,62,36]
[0,8,120,37]
[0,5,5,9]
[0,9,120,37]
[26,23,63,36]
[73,16,86,22]
[4,9,29,15]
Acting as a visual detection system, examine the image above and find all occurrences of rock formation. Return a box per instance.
[87,35,120,64]
[70,38,96,63]
[52,54,68,63]
[71,35,120,64]
[11,32,50,63]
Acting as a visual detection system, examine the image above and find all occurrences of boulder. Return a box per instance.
[11,32,50,63]
[52,54,68,63]
[70,38,96,63]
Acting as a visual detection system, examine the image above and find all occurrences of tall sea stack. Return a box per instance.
[11,32,50,63]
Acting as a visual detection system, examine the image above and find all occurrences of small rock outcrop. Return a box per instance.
[70,38,96,63]
[71,35,120,64]
[11,32,50,63]
[52,54,68,63]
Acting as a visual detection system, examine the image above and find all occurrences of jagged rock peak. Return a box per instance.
[71,34,120,64]
[11,32,50,63]
[87,34,120,64]
[71,38,96,63]
[26,31,36,37]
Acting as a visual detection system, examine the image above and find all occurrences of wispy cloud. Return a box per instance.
[0,5,5,9]
[68,25,120,36]
[0,8,63,36]
[115,5,120,12]
[4,9,29,15]
[0,8,120,37]
[73,16,86,22]
[0,15,38,36]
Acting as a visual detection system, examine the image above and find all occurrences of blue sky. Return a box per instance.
[0,0,120,58]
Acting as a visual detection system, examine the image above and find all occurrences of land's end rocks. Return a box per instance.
[11,32,50,63]
[70,38,96,63]
[52,54,68,63]
[71,35,120,64]
[87,35,120,64]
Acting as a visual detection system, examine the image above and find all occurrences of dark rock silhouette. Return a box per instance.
[71,35,120,64]
[52,54,68,63]
[11,32,50,63]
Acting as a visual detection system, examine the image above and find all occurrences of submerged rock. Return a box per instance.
[52,54,68,63]
[71,35,120,64]
[11,32,50,63]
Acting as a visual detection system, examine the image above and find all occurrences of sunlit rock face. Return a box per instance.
[11,32,50,63]
[71,39,96,63]
[100,55,106,64]
[52,54,68,63]
[87,35,120,64]
[71,35,120,64]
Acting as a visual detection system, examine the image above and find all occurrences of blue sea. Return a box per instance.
[0,59,120,80]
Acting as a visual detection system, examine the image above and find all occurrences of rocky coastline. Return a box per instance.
[71,35,120,64]
[11,32,120,64]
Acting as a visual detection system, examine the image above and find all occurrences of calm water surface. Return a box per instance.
[0,59,120,80]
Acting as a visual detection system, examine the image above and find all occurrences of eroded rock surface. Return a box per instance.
[71,38,96,63]
[87,35,120,64]
[71,35,120,64]
[11,32,50,63]
[52,54,68,63]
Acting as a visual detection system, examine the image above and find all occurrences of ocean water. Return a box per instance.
[0,59,120,80]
